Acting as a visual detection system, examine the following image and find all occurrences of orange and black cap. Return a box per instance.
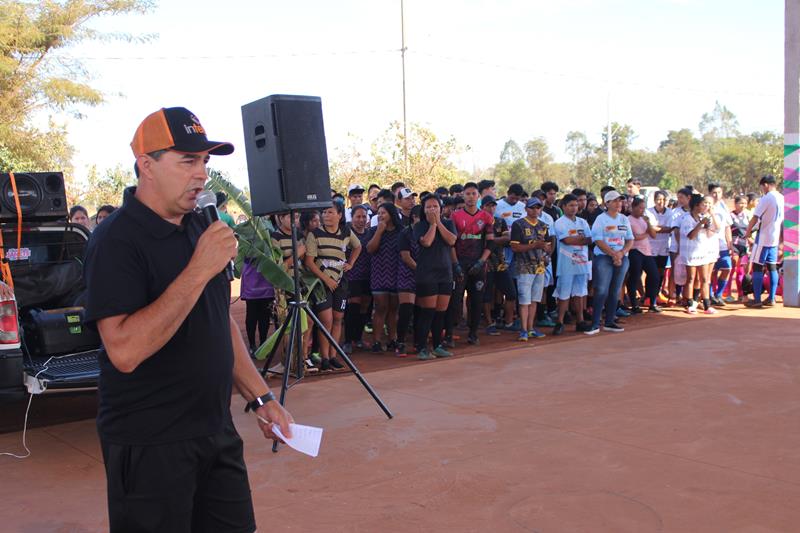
[130,107,234,157]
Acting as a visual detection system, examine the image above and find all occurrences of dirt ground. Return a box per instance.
[1,301,799,532]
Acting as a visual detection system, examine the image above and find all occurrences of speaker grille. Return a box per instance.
[2,173,43,214]
[0,172,67,221]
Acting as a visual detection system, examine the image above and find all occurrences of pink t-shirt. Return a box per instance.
[629,215,652,256]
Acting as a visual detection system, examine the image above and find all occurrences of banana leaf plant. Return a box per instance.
[206,169,323,360]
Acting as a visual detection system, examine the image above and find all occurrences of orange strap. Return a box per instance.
[0,171,23,290]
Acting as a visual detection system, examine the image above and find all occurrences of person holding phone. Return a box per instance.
[680,194,719,314]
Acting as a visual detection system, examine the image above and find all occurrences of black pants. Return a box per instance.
[244,298,273,350]
[101,421,255,533]
[627,249,660,307]
[447,262,486,337]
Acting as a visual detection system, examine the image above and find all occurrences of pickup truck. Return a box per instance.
[0,220,101,401]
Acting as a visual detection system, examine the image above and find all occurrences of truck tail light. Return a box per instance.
[0,299,20,344]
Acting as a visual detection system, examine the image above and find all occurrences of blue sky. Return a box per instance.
[58,0,783,187]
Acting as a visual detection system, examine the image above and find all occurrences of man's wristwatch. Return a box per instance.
[245,391,276,412]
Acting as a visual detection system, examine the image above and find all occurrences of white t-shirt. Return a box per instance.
[713,202,730,252]
[494,199,526,227]
[668,207,688,254]
[680,215,715,266]
[753,190,784,247]
[646,207,671,256]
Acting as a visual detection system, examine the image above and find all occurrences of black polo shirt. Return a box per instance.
[84,187,233,445]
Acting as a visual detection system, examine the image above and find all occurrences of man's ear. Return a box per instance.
[136,154,153,180]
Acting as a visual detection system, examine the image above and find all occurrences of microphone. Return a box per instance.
[196,190,235,281]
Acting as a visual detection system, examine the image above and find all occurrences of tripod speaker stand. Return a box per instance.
[259,210,393,452]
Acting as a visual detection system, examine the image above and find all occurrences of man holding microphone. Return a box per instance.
[84,107,293,533]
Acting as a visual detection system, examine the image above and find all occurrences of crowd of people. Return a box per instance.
[70,177,784,369]
[235,175,785,370]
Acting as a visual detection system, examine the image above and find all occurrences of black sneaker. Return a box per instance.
[552,322,565,336]
[329,358,344,369]
[467,335,480,346]
[386,340,398,351]
[371,342,383,353]
[630,307,643,314]
[648,305,663,313]
[576,321,592,332]
[603,322,625,333]
[320,358,332,371]
[763,299,775,307]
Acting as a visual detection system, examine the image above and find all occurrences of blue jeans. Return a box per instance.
[591,254,630,328]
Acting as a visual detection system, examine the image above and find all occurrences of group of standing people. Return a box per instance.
[239,175,785,366]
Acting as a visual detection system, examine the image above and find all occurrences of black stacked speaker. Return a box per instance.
[241,94,333,216]
[0,172,68,221]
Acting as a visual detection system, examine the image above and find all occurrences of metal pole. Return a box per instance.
[606,91,612,165]
[784,0,800,306]
[400,0,409,176]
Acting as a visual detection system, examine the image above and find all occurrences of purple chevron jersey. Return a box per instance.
[346,226,371,281]
[368,225,401,290]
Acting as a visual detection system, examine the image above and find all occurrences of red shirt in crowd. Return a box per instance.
[451,208,495,262]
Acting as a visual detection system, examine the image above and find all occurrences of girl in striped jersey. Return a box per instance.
[304,203,362,371]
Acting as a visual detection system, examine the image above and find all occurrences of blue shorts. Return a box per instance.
[714,250,732,270]
[553,274,589,300]
[752,245,779,265]
[516,273,545,305]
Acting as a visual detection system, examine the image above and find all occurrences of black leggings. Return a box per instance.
[245,298,274,350]
[627,250,660,307]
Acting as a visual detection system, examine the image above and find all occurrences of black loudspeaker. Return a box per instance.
[0,172,68,221]
[241,94,333,215]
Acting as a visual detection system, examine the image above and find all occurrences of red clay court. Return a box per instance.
[1,303,799,532]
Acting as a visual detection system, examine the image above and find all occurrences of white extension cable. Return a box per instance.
[0,355,69,459]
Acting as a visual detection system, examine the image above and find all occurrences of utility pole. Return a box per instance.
[400,0,409,175]
[606,91,612,165]
[784,0,800,306]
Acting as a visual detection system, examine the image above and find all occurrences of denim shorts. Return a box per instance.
[516,273,545,305]
[553,274,589,300]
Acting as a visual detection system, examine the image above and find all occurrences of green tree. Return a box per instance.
[82,163,134,211]
[628,149,665,186]
[600,123,637,160]
[329,122,468,194]
[0,0,153,175]
[499,139,525,163]
[658,129,710,187]
[523,137,554,180]
[591,159,631,190]
[699,101,740,140]
[492,159,533,192]
[707,132,782,194]
[565,131,592,165]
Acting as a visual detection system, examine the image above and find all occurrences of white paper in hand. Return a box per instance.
[271,423,323,457]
